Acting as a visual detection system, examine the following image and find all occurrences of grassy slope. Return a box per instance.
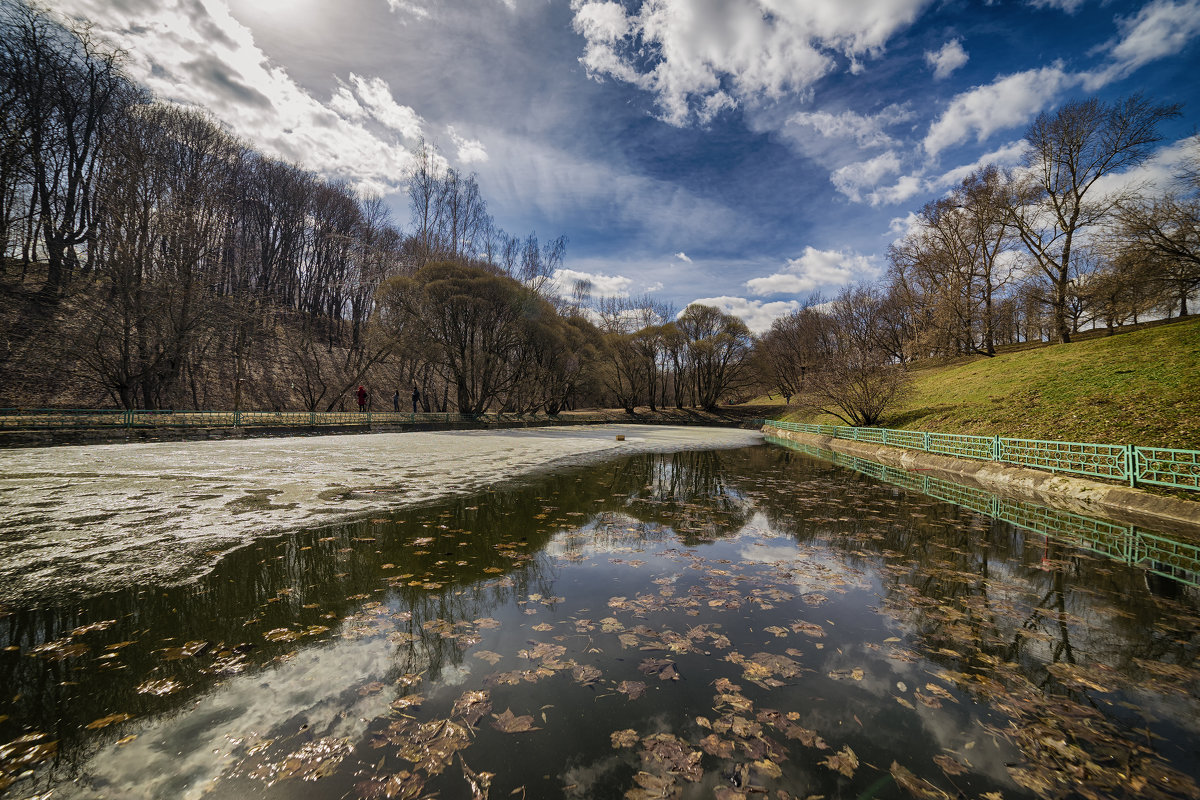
[780,316,1200,449]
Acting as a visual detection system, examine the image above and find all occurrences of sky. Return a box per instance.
[52,0,1200,332]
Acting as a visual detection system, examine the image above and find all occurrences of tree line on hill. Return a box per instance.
[756,96,1198,424]
[0,2,758,415]
[1,2,1196,425]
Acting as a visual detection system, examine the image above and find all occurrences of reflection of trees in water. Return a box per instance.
[735,441,1200,796]
[0,450,754,790]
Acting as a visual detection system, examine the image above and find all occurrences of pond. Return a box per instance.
[2,439,1199,799]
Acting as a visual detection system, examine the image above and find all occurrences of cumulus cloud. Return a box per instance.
[548,268,633,299]
[1084,0,1200,89]
[685,296,801,334]
[830,151,902,202]
[745,246,877,296]
[923,64,1075,156]
[55,0,424,196]
[674,252,693,263]
[570,0,932,126]
[925,39,968,79]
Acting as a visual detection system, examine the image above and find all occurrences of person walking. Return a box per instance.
[392,389,400,412]
[411,385,421,413]
[356,385,367,412]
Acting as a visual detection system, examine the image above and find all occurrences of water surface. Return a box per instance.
[2,442,1198,799]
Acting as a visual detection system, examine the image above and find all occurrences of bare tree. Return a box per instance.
[1006,95,1180,343]
[800,286,910,427]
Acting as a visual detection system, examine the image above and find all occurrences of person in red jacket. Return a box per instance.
[356,385,367,412]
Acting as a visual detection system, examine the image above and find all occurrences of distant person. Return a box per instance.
[411,385,421,413]
[356,385,367,412]
[392,389,400,412]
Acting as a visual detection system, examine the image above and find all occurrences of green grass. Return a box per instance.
[780,316,1200,449]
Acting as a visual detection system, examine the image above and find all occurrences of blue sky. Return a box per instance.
[57,0,1200,330]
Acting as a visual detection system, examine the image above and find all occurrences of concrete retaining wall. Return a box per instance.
[763,424,1200,533]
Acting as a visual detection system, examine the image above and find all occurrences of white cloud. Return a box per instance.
[447,126,489,164]
[923,64,1075,156]
[387,0,431,19]
[548,268,633,299]
[674,252,693,263]
[745,246,877,296]
[786,104,911,148]
[857,138,1028,208]
[1027,0,1087,12]
[570,0,932,126]
[55,0,424,196]
[888,211,921,237]
[348,74,425,140]
[830,151,902,202]
[685,296,801,334]
[866,174,924,206]
[924,39,968,79]
[644,281,665,292]
[1084,0,1200,89]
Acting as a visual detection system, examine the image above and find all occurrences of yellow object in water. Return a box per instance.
[615,434,625,441]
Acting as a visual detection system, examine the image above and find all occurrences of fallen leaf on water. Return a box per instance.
[932,754,968,776]
[821,745,859,778]
[617,680,646,700]
[85,713,133,730]
[611,729,638,748]
[890,761,950,799]
[491,708,540,733]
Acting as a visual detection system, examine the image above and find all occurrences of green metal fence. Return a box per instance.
[763,433,1200,588]
[762,420,1200,494]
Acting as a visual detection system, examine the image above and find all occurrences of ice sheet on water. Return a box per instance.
[0,425,761,603]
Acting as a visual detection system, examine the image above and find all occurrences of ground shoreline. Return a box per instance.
[0,406,774,449]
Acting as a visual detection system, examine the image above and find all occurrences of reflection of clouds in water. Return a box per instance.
[74,635,396,799]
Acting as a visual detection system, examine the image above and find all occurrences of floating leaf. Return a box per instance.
[932,754,968,776]
[85,713,133,730]
[452,690,492,727]
[890,761,950,799]
[572,664,603,686]
[617,680,646,700]
[491,708,540,733]
[821,745,859,778]
[611,729,638,748]
[474,650,503,665]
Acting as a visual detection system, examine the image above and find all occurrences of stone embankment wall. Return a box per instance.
[763,424,1200,533]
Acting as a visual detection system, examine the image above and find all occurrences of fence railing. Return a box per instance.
[761,420,1200,494]
[764,433,1200,588]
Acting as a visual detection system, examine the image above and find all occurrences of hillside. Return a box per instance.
[779,316,1200,449]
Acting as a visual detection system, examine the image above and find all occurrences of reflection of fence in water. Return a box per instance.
[764,434,1200,589]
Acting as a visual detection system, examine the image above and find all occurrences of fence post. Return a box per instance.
[233,409,241,428]
[1127,445,1137,488]
[923,431,930,452]
[993,436,1001,461]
